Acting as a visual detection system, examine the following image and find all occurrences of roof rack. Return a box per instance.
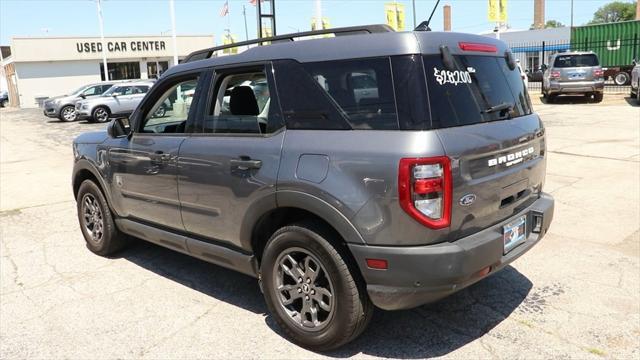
[183,24,395,63]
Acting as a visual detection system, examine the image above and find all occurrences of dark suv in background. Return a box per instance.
[72,25,554,350]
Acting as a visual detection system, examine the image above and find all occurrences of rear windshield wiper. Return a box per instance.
[482,102,513,115]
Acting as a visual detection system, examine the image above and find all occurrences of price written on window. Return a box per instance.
[433,68,473,86]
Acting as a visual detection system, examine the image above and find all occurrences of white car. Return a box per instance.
[630,60,640,103]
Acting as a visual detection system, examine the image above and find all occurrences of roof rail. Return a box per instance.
[183,24,395,63]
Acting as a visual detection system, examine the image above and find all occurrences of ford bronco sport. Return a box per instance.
[72,25,554,350]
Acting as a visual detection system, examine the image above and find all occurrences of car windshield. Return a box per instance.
[70,86,89,95]
[102,86,119,96]
[554,54,599,68]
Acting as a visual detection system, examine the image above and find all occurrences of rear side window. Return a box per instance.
[304,58,398,130]
[273,60,350,130]
[423,54,532,129]
[554,54,599,68]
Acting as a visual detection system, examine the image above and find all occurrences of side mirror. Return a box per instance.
[633,59,637,66]
[79,94,86,99]
[107,117,130,138]
[111,93,121,97]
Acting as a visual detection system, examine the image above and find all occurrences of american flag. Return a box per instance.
[219,0,229,17]
[249,0,263,5]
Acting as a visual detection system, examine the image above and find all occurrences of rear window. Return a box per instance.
[423,54,533,129]
[554,54,599,68]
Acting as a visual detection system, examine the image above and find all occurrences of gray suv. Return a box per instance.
[43,82,116,122]
[71,25,554,350]
[542,51,604,103]
[75,81,154,123]
[630,60,640,103]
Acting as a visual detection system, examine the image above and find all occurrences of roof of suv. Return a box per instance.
[550,51,597,57]
[163,28,509,78]
[110,81,156,87]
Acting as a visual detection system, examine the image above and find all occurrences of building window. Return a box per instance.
[147,61,169,79]
[100,61,140,81]
[527,53,540,71]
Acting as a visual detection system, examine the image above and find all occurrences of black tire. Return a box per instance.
[547,94,557,103]
[58,105,77,122]
[91,106,111,123]
[594,93,604,103]
[1,99,8,108]
[76,180,128,256]
[260,222,373,351]
[613,72,630,86]
[153,106,166,118]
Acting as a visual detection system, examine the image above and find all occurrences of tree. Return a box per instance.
[544,20,565,28]
[529,20,565,30]
[589,1,637,24]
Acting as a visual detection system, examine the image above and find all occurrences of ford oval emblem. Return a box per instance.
[459,194,476,206]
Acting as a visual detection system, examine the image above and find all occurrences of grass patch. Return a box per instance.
[587,348,606,356]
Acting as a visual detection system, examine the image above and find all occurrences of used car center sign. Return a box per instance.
[76,40,167,53]
[10,35,215,62]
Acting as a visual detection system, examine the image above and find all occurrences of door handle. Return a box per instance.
[230,157,262,170]
[150,151,171,166]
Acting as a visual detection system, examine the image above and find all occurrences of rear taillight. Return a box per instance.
[550,71,561,79]
[398,157,452,229]
[594,68,604,78]
[458,42,497,53]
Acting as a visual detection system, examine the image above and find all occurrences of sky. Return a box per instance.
[0,0,634,46]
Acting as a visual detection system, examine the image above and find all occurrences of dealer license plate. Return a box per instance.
[569,71,585,80]
[503,215,526,254]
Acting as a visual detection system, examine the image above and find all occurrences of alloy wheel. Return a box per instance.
[61,106,77,121]
[273,247,335,331]
[82,193,104,244]
[94,108,109,122]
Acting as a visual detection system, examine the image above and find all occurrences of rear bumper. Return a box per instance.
[548,80,604,94]
[349,193,554,310]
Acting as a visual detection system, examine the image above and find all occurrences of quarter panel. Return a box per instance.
[278,130,448,246]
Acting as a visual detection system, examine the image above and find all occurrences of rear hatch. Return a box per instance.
[422,44,546,240]
[553,53,599,82]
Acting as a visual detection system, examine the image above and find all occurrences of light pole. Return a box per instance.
[169,0,179,67]
[412,0,416,28]
[315,0,322,30]
[95,0,108,80]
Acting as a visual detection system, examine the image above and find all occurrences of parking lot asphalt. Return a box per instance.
[1,95,639,359]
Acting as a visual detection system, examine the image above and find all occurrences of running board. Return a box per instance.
[115,218,257,278]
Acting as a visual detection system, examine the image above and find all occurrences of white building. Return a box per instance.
[484,27,571,71]
[1,34,214,108]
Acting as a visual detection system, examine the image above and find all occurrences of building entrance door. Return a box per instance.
[147,61,169,79]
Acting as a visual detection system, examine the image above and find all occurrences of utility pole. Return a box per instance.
[315,0,322,30]
[96,0,108,80]
[570,0,574,28]
[169,0,178,67]
[412,0,416,28]
[243,5,249,41]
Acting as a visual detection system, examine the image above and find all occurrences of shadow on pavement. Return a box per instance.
[120,240,267,315]
[624,96,639,107]
[120,240,532,358]
[326,267,532,358]
[538,95,598,105]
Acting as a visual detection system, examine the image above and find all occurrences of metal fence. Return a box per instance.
[507,36,639,94]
